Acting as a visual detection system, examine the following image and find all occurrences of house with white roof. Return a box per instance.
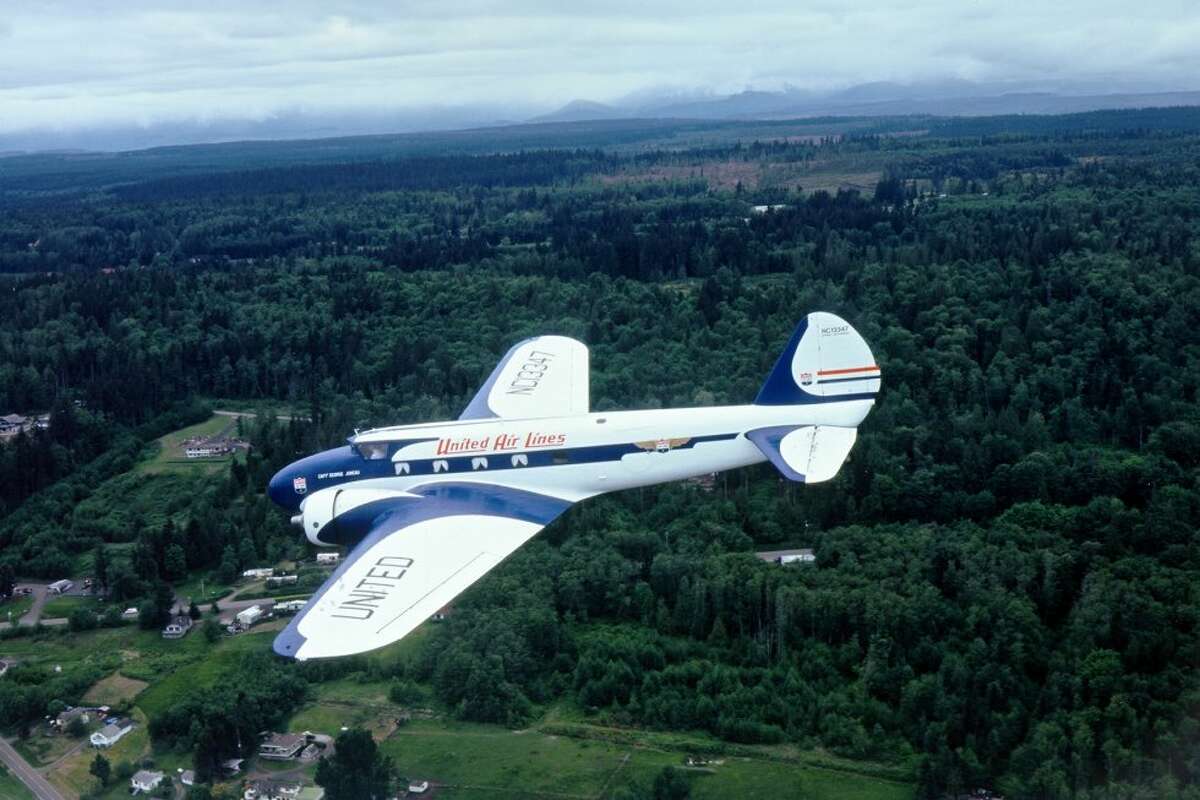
[90,718,133,747]
[131,769,163,793]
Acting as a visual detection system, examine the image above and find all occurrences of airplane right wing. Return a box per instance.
[273,482,572,660]
[459,335,589,420]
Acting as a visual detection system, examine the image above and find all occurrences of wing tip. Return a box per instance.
[273,624,309,661]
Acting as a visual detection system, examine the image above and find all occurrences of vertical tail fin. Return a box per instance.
[755,312,880,405]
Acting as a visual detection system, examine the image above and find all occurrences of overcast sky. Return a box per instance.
[2,0,1199,133]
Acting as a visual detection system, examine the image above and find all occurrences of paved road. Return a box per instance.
[0,738,67,800]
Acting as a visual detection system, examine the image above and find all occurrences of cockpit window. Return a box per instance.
[356,442,389,460]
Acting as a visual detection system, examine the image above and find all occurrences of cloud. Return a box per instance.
[0,0,1197,133]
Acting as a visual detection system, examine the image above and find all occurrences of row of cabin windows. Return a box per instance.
[393,451,570,475]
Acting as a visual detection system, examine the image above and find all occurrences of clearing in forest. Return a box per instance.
[82,672,149,706]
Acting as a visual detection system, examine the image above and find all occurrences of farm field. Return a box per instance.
[377,718,913,800]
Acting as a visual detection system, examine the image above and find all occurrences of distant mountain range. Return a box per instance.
[534,81,1200,123]
[3,80,1200,154]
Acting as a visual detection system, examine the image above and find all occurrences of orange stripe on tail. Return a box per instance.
[817,365,880,376]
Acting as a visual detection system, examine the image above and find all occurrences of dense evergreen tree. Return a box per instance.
[314,729,396,800]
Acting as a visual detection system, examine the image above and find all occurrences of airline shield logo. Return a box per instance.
[293,476,307,495]
[799,371,814,386]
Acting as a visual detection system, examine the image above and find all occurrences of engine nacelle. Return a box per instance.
[297,486,414,545]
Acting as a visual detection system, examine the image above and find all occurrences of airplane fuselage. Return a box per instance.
[268,399,873,547]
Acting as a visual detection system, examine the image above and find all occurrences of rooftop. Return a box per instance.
[755,548,815,562]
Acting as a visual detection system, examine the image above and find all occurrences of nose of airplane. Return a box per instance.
[268,464,300,510]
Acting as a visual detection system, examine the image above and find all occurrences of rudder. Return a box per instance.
[755,312,880,405]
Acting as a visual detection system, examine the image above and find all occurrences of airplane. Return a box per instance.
[266,311,880,660]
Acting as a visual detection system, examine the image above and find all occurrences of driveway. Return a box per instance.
[18,584,48,625]
[0,584,80,631]
[0,737,67,800]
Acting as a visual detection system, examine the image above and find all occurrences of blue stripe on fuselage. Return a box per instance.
[269,433,740,513]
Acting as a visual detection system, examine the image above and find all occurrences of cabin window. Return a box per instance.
[471,457,488,470]
[511,454,528,467]
[433,460,449,473]
[356,442,388,460]
[551,451,570,465]
[596,418,607,424]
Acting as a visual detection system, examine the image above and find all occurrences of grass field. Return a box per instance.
[0,766,35,800]
[376,718,915,800]
[172,574,232,606]
[40,595,104,620]
[381,719,649,797]
[0,595,35,622]
[83,673,149,706]
[11,732,81,769]
[137,413,242,475]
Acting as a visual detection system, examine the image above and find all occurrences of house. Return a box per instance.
[236,605,264,627]
[258,732,306,760]
[54,706,90,730]
[48,579,73,594]
[243,568,274,579]
[754,549,816,565]
[90,718,133,747]
[315,552,340,566]
[408,780,430,794]
[221,758,244,776]
[185,444,229,458]
[266,575,298,587]
[180,770,195,786]
[162,614,193,639]
[244,778,303,800]
[0,414,27,431]
[275,599,307,614]
[131,769,164,793]
[122,607,139,619]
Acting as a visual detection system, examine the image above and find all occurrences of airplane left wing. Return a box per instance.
[460,335,589,420]
[273,483,572,660]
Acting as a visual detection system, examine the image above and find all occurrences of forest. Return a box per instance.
[0,107,1198,799]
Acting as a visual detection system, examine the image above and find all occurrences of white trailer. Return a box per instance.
[236,606,264,627]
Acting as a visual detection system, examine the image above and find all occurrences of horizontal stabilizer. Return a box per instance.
[746,425,857,484]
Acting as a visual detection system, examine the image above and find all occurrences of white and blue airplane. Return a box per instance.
[267,312,880,660]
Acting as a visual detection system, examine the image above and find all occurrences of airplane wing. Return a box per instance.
[273,482,572,660]
[459,335,588,420]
